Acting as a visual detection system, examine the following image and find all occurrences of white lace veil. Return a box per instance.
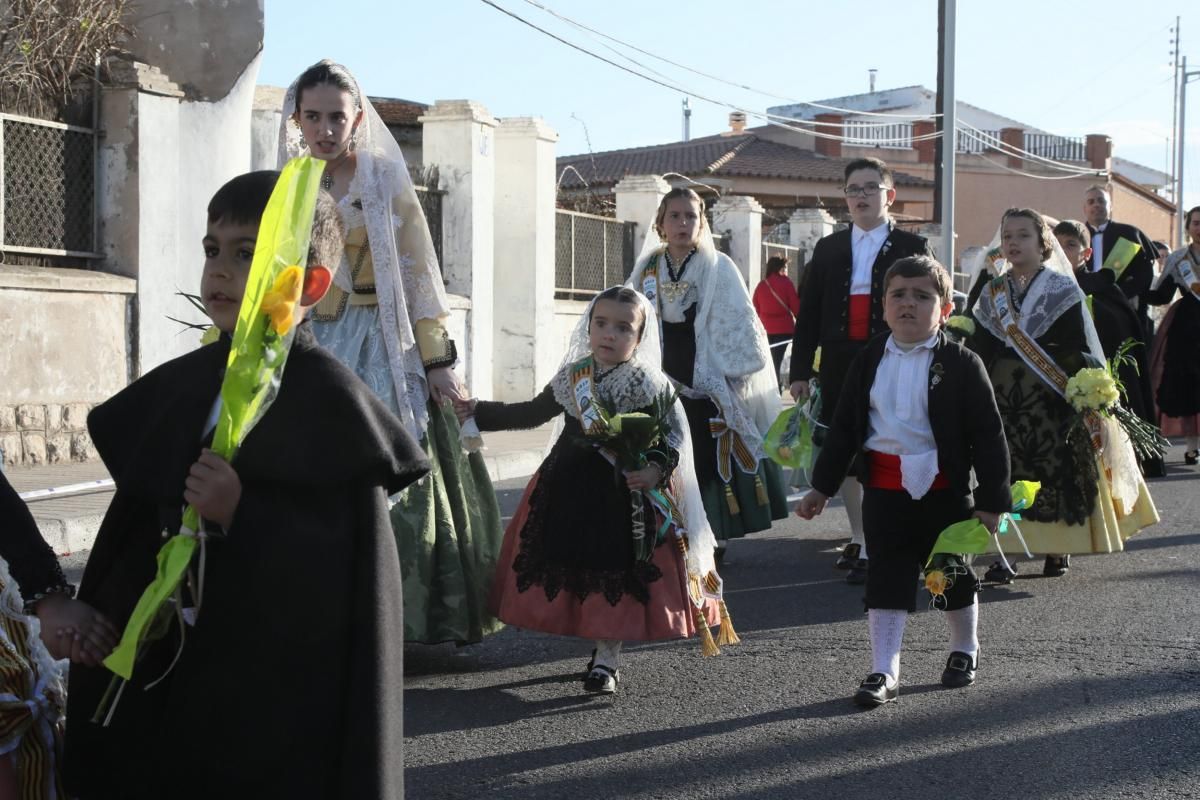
[967,215,1106,365]
[549,290,720,589]
[627,193,782,462]
[279,61,449,437]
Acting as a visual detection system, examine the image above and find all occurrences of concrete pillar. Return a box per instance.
[614,174,671,257]
[999,127,1024,168]
[814,114,842,158]
[420,100,498,398]
[493,117,559,402]
[788,207,837,256]
[98,61,185,378]
[712,195,764,287]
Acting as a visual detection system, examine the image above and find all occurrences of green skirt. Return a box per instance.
[699,458,789,540]
[393,401,505,644]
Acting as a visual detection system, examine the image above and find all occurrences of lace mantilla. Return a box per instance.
[550,360,672,419]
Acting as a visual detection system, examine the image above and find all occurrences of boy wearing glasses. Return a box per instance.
[789,157,932,584]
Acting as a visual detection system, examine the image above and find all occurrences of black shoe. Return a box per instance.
[583,664,619,694]
[835,542,861,569]
[1186,450,1199,466]
[853,672,898,707]
[983,560,1016,584]
[1043,554,1070,577]
[714,540,728,565]
[941,651,977,688]
[1144,456,1167,477]
[845,558,868,585]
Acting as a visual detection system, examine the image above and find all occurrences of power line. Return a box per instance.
[479,0,939,145]
[957,122,1105,175]
[518,0,940,121]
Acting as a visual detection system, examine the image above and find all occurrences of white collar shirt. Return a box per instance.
[865,333,942,499]
[1090,222,1108,272]
[850,222,889,295]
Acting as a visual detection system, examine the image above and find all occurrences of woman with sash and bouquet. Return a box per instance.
[965,208,1158,581]
[1148,205,1200,465]
[454,287,732,695]
[628,188,788,557]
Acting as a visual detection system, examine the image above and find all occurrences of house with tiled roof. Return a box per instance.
[556,118,934,226]
[769,86,1176,251]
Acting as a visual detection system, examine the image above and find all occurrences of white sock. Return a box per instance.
[945,601,979,661]
[840,477,867,559]
[868,609,906,684]
[1187,436,1199,452]
[593,639,622,670]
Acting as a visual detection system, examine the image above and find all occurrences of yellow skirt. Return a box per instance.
[991,456,1159,555]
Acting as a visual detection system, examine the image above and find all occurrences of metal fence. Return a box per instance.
[0,112,97,258]
[1023,132,1085,162]
[554,209,636,300]
[413,185,445,270]
[842,120,914,150]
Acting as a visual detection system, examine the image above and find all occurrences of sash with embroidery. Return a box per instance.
[989,279,1103,451]
[568,355,607,436]
[1175,252,1200,302]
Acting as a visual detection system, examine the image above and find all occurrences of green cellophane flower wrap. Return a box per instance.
[587,389,678,563]
[923,480,1042,607]
[101,157,324,691]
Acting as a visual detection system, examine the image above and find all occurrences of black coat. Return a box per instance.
[65,325,428,800]
[0,471,70,607]
[1087,220,1157,333]
[810,331,1011,514]
[789,224,933,384]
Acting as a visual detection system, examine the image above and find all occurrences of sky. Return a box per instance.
[260,0,1199,213]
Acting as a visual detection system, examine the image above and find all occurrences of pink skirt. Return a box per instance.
[488,472,720,642]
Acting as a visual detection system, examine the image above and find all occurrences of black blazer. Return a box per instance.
[790,224,932,382]
[810,330,1011,513]
[1087,220,1156,319]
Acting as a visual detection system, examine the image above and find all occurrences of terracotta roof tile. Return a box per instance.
[369,96,427,126]
[557,133,931,190]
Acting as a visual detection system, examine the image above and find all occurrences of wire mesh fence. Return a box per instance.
[0,112,96,258]
[413,184,445,271]
[554,209,636,300]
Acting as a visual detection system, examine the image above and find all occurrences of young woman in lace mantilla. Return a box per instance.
[280,60,502,645]
[627,188,788,553]
[965,209,1157,568]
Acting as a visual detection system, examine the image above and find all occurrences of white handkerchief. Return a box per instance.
[460,417,485,453]
[900,449,940,500]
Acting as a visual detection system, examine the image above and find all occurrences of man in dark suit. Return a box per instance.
[789,157,933,583]
[1083,184,1156,338]
[1083,185,1165,478]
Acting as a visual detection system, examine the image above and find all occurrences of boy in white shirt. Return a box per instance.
[796,256,1010,707]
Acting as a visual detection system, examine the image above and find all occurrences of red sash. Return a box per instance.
[867,451,949,491]
[848,294,871,341]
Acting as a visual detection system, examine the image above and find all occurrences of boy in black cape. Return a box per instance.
[64,171,428,799]
[796,256,1010,707]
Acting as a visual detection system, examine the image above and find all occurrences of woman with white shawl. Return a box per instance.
[964,208,1157,574]
[626,187,788,555]
[279,60,502,645]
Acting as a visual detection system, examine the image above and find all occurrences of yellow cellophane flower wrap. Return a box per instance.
[1065,367,1120,413]
[261,265,305,335]
[812,347,821,373]
[1010,480,1041,512]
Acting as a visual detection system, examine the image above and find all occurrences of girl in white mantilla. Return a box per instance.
[455,287,734,695]
[627,188,788,555]
[964,208,1158,578]
[279,60,502,645]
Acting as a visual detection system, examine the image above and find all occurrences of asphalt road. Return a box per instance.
[404,446,1200,800]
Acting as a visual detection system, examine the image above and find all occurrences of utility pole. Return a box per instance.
[1170,17,1181,244]
[1178,57,1200,246]
[682,97,691,142]
[934,0,957,271]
